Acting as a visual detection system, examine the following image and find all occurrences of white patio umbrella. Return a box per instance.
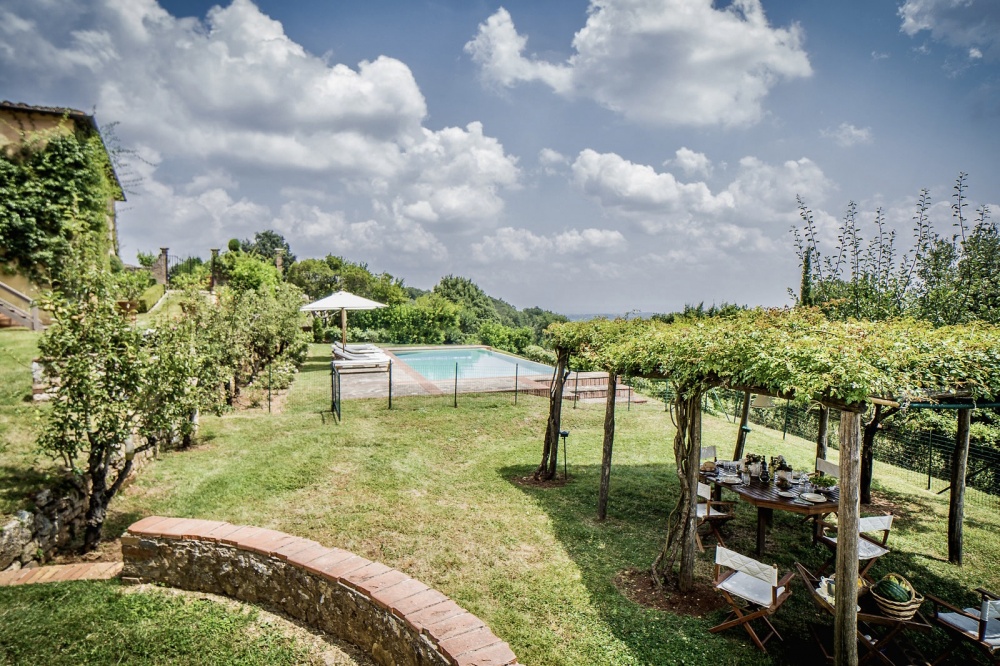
[300,290,387,347]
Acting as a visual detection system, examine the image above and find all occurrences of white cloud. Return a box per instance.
[572,149,732,231]
[669,148,713,178]
[899,0,1000,59]
[118,160,271,259]
[466,0,812,127]
[569,149,832,254]
[0,0,521,260]
[463,8,573,94]
[970,47,983,59]
[472,226,625,263]
[821,123,874,147]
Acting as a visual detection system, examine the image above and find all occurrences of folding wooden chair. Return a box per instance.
[815,456,838,478]
[926,588,1000,665]
[816,513,893,582]
[710,546,793,652]
[695,482,735,552]
[799,457,838,532]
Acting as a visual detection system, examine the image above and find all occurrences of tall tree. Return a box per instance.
[241,230,296,264]
[38,271,150,551]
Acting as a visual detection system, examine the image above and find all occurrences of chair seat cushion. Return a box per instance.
[718,571,782,607]
[825,535,889,560]
[697,504,730,519]
[939,609,1000,647]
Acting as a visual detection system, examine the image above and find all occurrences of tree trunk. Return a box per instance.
[83,441,135,552]
[597,373,617,520]
[653,393,702,592]
[834,411,862,666]
[860,405,898,505]
[535,348,569,481]
[949,409,972,565]
[679,397,702,591]
[860,404,880,505]
[732,391,751,460]
[816,406,829,461]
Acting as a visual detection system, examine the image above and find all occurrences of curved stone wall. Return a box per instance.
[121,516,518,666]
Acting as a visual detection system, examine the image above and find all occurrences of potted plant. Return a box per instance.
[811,474,838,494]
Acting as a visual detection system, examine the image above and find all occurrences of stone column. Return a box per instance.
[209,249,219,293]
[153,248,169,285]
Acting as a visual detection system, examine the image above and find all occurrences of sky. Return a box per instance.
[1,0,998,315]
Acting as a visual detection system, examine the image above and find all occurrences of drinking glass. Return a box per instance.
[741,470,750,485]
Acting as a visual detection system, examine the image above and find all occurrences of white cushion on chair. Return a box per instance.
[718,571,782,607]
[938,609,1000,647]
[858,514,893,532]
[696,503,729,519]
[825,535,889,560]
[716,546,777,586]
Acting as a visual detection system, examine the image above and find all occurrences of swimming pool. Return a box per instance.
[392,348,554,381]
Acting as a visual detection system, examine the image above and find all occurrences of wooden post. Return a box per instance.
[732,391,751,460]
[949,408,972,565]
[834,410,862,666]
[816,406,829,461]
[598,373,617,520]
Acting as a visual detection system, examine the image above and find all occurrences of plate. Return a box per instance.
[719,476,741,484]
[800,492,827,503]
[777,491,798,499]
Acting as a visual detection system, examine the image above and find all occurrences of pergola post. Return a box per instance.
[834,410,862,666]
[816,406,829,461]
[949,408,972,565]
[732,391,751,460]
[597,373,617,520]
[679,394,702,592]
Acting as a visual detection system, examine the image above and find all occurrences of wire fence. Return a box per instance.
[705,387,1000,512]
[335,361,1000,511]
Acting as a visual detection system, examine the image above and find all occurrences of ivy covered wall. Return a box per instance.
[0,113,122,290]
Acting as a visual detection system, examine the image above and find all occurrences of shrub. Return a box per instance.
[522,345,557,366]
[137,283,165,314]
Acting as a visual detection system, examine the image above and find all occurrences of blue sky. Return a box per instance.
[1,0,997,314]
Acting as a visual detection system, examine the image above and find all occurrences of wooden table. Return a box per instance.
[705,474,839,555]
[795,562,932,665]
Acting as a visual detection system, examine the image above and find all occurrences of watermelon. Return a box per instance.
[875,576,912,602]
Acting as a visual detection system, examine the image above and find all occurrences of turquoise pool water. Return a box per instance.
[393,348,554,381]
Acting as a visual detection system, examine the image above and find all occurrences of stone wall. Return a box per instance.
[0,447,154,571]
[122,517,518,666]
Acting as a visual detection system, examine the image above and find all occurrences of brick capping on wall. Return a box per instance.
[121,516,518,666]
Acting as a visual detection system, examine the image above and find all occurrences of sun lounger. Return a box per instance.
[332,342,381,356]
[331,357,390,372]
[333,346,389,363]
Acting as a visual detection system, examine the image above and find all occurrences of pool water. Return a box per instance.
[393,348,554,381]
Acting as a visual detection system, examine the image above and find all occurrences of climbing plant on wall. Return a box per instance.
[0,130,119,286]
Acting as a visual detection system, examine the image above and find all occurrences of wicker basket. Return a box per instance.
[871,575,923,620]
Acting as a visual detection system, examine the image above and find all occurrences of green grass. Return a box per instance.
[0,580,326,665]
[0,328,57,515]
[3,340,999,664]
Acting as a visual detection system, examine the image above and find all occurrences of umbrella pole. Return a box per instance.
[341,308,347,348]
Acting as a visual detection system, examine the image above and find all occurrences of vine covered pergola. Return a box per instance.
[546,308,1000,666]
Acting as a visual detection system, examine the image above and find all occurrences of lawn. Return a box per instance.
[2,337,999,664]
[0,579,362,665]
